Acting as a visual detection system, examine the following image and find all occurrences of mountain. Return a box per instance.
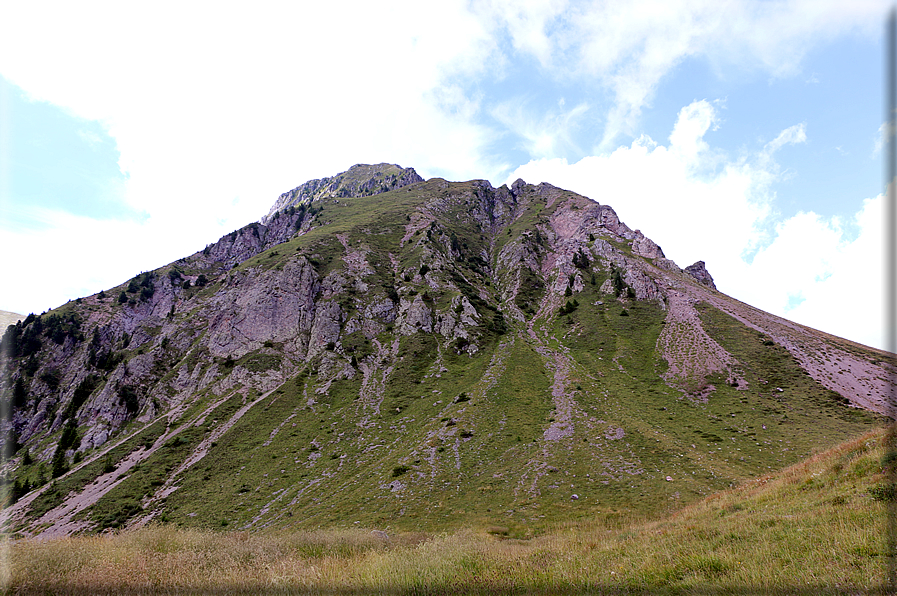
[0,163,890,538]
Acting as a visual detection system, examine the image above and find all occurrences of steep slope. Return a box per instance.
[0,164,889,538]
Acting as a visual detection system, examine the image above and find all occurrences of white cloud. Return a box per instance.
[874,120,893,157]
[0,2,508,313]
[0,208,191,315]
[506,99,885,349]
[0,2,504,219]
[760,196,884,349]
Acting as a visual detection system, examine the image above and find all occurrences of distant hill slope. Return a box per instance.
[0,163,890,539]
[0,310,24,330]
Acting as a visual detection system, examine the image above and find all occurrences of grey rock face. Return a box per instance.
[262,163,423,224]
[397,295,434,335]
[631,230,665,259]
[206,258,320,358]
[684,261,717,290]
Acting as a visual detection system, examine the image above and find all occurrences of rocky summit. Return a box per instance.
[0,163,890,538]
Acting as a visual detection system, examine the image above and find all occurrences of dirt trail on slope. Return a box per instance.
[356,338,400,421]
[130,388,280,529]
[0,396,191,536]
[17,387,280,538]
[513,288,585,497]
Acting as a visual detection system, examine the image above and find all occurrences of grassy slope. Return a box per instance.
[10,425,893,594]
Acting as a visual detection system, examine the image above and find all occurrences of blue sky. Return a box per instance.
[0,1,891,350]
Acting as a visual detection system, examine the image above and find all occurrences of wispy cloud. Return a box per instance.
[764,123,808,155]
[490,97,589,159]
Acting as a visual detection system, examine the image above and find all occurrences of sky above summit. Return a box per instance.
[0,0,891,350]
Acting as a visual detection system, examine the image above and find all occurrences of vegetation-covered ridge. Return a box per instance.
[8,425,895,594]
[0,163,890,539]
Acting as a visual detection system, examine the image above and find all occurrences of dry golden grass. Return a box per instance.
[5,427,893,595]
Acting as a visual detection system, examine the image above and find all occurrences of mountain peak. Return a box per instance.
[261,163,422,224]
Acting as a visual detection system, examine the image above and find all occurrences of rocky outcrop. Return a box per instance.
[206,258,320,358]
[631,230,665,259]
[684,261,717,290]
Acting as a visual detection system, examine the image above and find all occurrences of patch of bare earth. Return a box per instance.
[656,288,744,396]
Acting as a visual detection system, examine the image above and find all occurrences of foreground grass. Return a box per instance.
[6,427,893,595]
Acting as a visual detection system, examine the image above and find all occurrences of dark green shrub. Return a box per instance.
[487,312,507,335]
[12,378,27,409]
[58,419,79,452]
[870,483,897,502]
[3,428,18,459]
[612,269,625,296]
[40,369,61,391]
[51,449,68,478]
[558,300,578,316]
[67,375,99,418]
[119,386,140,414]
